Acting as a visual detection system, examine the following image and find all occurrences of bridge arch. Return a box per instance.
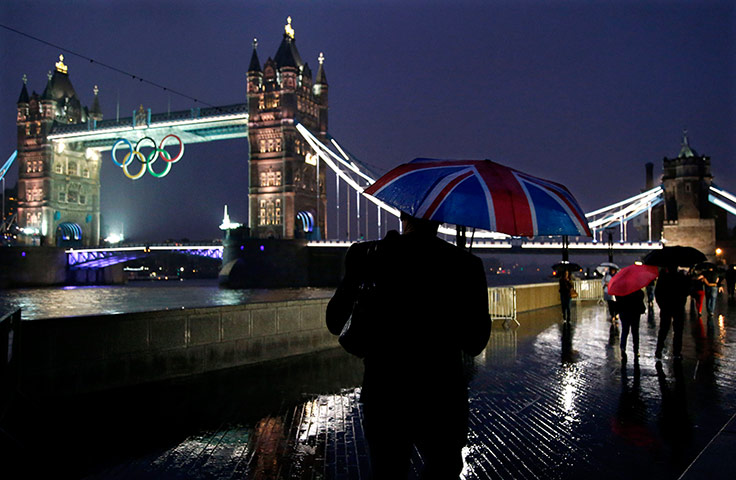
[56,222,83,247]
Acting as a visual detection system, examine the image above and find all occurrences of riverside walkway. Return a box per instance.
[4,296,736,479]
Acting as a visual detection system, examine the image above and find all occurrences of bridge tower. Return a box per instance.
[246,17,328,240]
[15,56,101,246]
[660,131,717,256]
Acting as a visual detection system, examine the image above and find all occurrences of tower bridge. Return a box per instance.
[6,17,736,284]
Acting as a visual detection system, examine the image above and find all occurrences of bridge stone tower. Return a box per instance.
[246,17,328,240]
[661,131,716,256]
[15,56,102,247]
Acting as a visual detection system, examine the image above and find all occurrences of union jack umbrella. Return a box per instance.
[364,158,592,237]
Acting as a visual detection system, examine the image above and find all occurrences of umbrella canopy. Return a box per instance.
[553,262,582,272]
[607,264,659,297]
[643,246,707,267]
[596,262,620,275]
[364,158,592,237]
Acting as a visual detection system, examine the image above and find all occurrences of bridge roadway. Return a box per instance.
[67,239,661,268]
[5,294,735,479]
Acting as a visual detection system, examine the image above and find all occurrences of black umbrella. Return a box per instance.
[694,261,717,272]
[643,246,707,267]
[552,261,582,272]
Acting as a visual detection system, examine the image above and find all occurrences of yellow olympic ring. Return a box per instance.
[122,151,147,180]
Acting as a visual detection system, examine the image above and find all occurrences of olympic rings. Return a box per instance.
[110,134,184,180]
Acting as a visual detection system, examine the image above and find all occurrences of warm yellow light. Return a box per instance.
[55,54,68,74]
[716,248,723,255]
[305,152,317,166]
[285,16,295,39]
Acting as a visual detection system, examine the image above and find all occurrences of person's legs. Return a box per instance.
[416,438,465,480]
[672,310,685,358]
[619,314,631,355]
[362,402,412,478]
[696,290,705,314]
[656,309,672,358]
[631,314,640,355]
[560,296,570,321]
[706,286,717,315]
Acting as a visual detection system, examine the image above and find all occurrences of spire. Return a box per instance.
[41,70,53,100]
[90,85,103,121]
[17,74,29,104]
[248,38,262,72]
[316,52,327,84]
[274,16,303,68]
[678,129,698,158]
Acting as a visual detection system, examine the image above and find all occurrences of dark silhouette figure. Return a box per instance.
[616,289,646,361]
[603,267,619,324]
[558,270,574,322]
[726,265,736,303]
[654,266,691,361]
[326,213,491,479]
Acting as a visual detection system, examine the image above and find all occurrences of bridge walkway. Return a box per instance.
[4,298,736,479]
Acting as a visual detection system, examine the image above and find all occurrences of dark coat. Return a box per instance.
[615,289,646,316]
[655,269,691,310]
[326,231,491,409]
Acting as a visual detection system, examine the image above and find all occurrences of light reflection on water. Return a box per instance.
[0,279,334,320]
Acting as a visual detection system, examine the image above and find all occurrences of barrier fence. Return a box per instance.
[489,279,602,326]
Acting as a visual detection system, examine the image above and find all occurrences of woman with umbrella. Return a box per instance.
[559,270,575,322]
[608,264,657,361]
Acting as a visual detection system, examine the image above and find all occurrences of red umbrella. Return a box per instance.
[607,264,659,297]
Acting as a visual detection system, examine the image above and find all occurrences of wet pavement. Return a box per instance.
[4,295,736,479]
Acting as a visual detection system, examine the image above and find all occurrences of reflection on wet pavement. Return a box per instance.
[6,297,736,479]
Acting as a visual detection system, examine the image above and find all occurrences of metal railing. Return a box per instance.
[488,286,518,326]
[573,279,604,302]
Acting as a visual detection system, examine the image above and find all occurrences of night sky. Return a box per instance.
[1,0,734,243]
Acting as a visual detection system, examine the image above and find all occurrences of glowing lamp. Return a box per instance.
[716,248,723,256]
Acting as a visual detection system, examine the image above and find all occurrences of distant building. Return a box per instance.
[246,17,329,239]
[15,56,102,246]
[634,131,727,257]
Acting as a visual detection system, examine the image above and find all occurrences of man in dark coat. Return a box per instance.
[654,265,691,361]
[326,212,491,479]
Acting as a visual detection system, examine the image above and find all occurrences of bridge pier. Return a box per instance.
[219,230,344,288]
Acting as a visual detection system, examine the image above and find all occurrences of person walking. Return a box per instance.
[559,270,574,322]
[654,265,691,361]
[603,266,619,324]
[689,270,705,317]
[326,212,491,479]
[699,266,720,317]
[616,288,646,361]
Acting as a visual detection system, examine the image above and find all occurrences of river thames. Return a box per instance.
[0,279,334,320]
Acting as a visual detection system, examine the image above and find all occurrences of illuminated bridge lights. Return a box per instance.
[67,245,223,268]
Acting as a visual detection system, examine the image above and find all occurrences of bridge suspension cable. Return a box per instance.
[295,123,509,241]
[585,185,663,243]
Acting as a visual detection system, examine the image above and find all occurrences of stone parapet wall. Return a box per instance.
[20,298,334,396]
[18,281,580,397]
